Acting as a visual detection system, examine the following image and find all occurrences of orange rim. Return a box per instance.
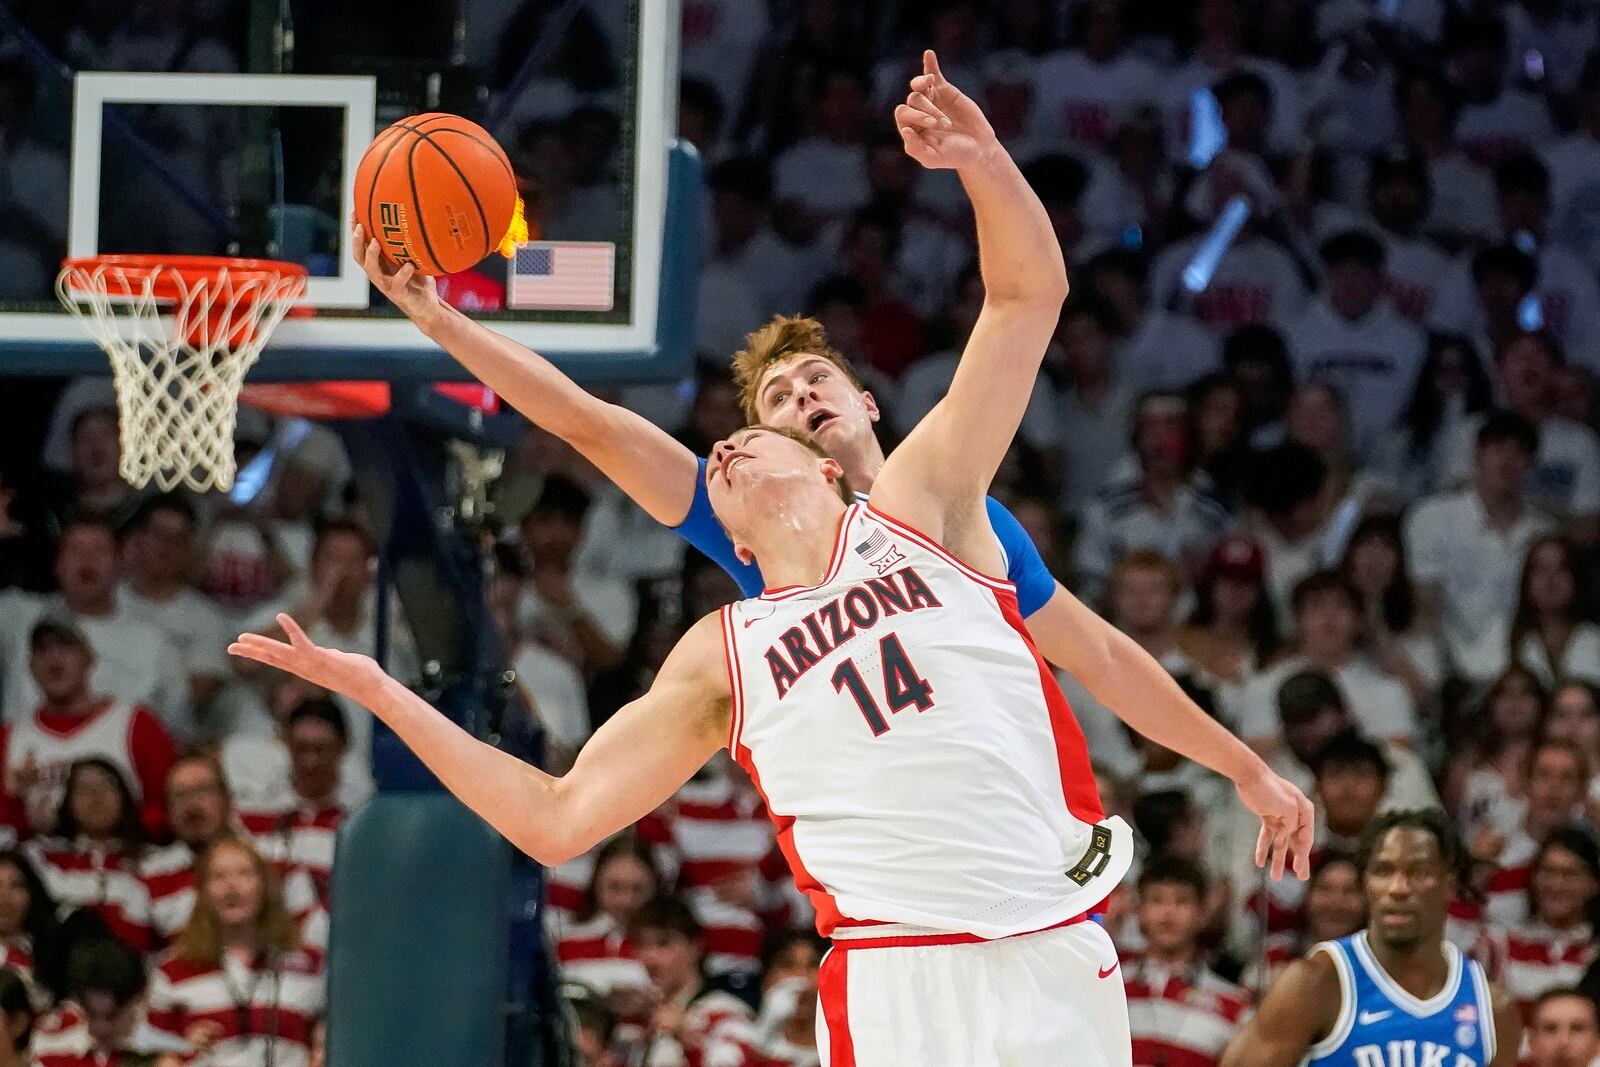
[60,255,308,301]
[238,382,392,419]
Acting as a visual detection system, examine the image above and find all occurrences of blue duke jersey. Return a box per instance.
[1307,932,1497,1067]
[676,457,1058,615]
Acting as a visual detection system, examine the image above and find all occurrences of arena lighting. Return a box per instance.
[1182,196,1252,293]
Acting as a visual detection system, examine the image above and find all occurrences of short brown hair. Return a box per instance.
[737,426,854,504]
[731,315,863,423]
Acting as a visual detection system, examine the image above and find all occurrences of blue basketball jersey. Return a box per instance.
[1306,932,1496,1067]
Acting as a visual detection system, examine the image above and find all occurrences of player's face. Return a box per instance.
[204,843,265,928]
[1363,827,1453,951]
[1136,883,1203,956]
[753,356,879,457]
[167,761,228,848]
[1304,861,1365,942]
[1528,995,1600,1067]
[706,429,844,550]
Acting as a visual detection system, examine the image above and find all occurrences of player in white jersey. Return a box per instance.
[231,52,1314,1065]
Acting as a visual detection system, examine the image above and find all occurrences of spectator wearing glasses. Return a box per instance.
[147,837,324,1067]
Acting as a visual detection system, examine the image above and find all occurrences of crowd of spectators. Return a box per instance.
[7,0,1600,1065]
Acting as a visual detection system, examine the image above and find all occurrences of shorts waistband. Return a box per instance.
[828,913,1089,951]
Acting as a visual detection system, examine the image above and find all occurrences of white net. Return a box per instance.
[56,258,306,493]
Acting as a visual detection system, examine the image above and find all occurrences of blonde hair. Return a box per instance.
[731,315,863,423]
[173,837,299,966]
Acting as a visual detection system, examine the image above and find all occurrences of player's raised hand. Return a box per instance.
[895,49,998,171]
[229,613,386,700]
[1236,766,1316,881]
[351,218,447,331]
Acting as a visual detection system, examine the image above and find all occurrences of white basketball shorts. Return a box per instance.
[816,917,1132,1067]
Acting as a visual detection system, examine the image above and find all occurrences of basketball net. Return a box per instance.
[56,255,307,493]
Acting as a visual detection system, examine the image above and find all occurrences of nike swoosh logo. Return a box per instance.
[1358,1010,1393,1024]
[1098,963,1118,979]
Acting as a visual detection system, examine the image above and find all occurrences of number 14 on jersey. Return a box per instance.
[830,633,936,736]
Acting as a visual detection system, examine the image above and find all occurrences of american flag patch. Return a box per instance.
[507,241,615,311]
[1454,1005,1477,1023]
[855,530,890,560]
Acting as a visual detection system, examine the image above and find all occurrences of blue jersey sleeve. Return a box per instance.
[673,457,766,598]
[984,496,1057,617]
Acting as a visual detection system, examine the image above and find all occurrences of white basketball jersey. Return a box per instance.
[5,701,142,829]
[721,504,1131,941]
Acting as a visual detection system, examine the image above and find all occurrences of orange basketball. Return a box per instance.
[353,113,518,277]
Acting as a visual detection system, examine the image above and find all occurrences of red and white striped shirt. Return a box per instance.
[237,798,344,908]
[632,985,760,1067]
[146,947,325,1067]
[652,775,780,976]
[549,911,650,996]
[1121,952,1253,1067]
[23,839,150,951]
[29,1003,188,1067]
[141,841,325,949]
[543,815,678,925]
[1481,919,1598,1024]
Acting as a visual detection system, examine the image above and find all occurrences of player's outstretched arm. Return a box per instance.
[1220,955,1339,1067]
[228,612,730,865]
[1029,582,1315,880]
[352,224,701,526]
[871,52,1068,562]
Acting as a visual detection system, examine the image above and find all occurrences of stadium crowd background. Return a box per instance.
[5,0,1600,1065]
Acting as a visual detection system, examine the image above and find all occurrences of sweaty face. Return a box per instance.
[753,356,877,456]
[204,844,265,929]
[706,429,843,550]
[1364,827,1453,951]
[1528,995,1600,1067]
[1136,883,1204,957]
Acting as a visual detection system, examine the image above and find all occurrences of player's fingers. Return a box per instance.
[227,637,288,667]
[394,261,417,288]
[1270,821,1290,882]
[1254,821,1270,868]
[1293,795,1316,880]
[894,103,940,131]
[925,49,944,84]
[907,92,952,128]
[278,613,311,647]
[362,238,388,280]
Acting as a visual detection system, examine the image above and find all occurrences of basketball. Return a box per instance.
[353,113,519,277]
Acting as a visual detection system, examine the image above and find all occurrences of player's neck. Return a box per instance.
[747,496,851,590]
[1366,932,1450,996]
[837,438,888,495]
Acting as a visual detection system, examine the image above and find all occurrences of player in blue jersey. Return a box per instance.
[348,53,1291,832]
[1224,809,1521,1067]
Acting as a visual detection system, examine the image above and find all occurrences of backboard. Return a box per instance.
[0,0,696,384]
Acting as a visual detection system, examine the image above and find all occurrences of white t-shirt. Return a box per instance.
[1117,311,1224,394]
[1161,55,1305,156]
[1028,48,1160,155]
[1149,233,1309,338]
[1054,382,1140,511]
[1403,488,1555,672]
[714,227,834,323]
[512,642,591,752]
[1439,413,1600,521]
[773,138,870,220]
[1543,132,1600,278]
[1423,153,1500,245]
[117,584,231,684]
[1381,232,1456,324]
[677,0,768,144]
[894,349,1063,454]
[572,485,688,585]
[1286,296,1427,461]
[1073,474,1234,598]
[0,591,189,737]
[517,576,638,652]
[1234,655,1418,746]
[1454,89,1555,167]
